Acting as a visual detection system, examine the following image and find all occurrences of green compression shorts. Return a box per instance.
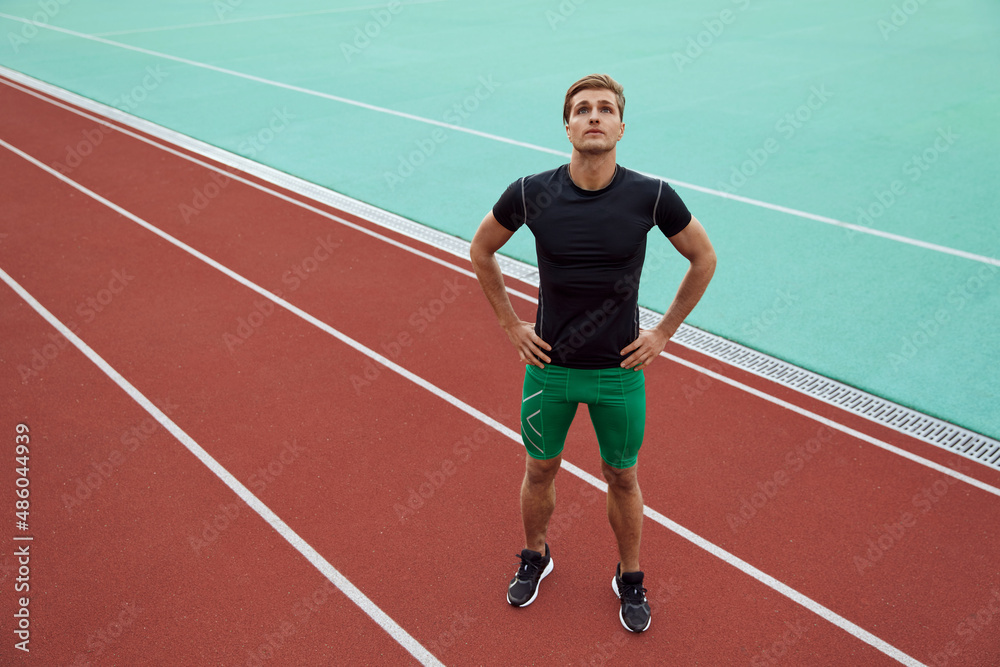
[520,364,646,469]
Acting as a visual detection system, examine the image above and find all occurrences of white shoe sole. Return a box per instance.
[507,557,553,607]
[612,574,651,632]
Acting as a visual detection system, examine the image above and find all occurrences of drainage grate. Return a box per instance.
[8,65,997,473]
[666,324,1000,469]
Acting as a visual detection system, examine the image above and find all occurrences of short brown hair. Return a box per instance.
[563,74,625,125]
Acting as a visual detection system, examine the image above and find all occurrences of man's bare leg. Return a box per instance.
[521,455,561,553]
[601,460,642,573]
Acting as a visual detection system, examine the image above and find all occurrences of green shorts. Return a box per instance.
[520,364,646,469]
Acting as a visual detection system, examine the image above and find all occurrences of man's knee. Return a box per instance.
[601,460,638,490]
[525,455,561,485]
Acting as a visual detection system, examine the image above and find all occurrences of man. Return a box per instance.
[469,73,716,633]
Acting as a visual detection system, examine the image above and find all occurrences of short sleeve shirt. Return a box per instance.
[492,164,691,368]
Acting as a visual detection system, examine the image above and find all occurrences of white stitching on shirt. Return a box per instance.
[653,179,663,225]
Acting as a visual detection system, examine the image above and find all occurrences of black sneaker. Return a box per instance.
[612,563,651,632]
[507,544,553,607]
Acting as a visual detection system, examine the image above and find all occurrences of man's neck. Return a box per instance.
[568,151,617,190]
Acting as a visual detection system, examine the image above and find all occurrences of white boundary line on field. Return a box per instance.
[90,0,447,37]
[2,71,996,496]
[0,75,539,305]
[0,260,443,666]
[3,66,997,472]
[1,135,925,667]
[0,12,996,267]
[0,13,566,156]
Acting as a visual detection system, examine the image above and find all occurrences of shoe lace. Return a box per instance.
[515,554,540,578]
[620,581,648,605]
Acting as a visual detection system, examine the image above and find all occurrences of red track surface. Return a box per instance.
[2,75,999,666]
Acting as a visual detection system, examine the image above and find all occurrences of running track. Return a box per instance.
[2,74,1000,666]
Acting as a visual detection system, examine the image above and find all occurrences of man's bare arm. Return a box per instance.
[620,216,716,370]
[470,211,552,367]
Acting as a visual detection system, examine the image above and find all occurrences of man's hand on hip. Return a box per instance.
[620,328,670,370]
[504,321,552,368]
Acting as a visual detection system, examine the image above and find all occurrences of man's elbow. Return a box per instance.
[704,247,718,274]
[694,246,717,278]
[469,240,485,262]
[469,239,494,270]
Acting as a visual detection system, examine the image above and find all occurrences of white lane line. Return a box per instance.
[91,0,447,37]
[2,77,993,493]
[565,463,926,667]
[6,68,998,471]
[1,138,925,667]
[664,353,1000,499]
[0,267,443,667]
[0,13,566,157]
[0,76,539,305]
[659,178,999,267]
[0,14,994,267]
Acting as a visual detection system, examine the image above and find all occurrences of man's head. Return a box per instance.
[563,74,625,155]
[562,74,625,126]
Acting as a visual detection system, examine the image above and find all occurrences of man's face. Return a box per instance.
[565,88,624,154]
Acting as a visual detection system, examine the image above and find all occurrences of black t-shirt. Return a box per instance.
[493,164,691,369]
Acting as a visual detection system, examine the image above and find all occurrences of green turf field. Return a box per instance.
[2,0,997,438]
